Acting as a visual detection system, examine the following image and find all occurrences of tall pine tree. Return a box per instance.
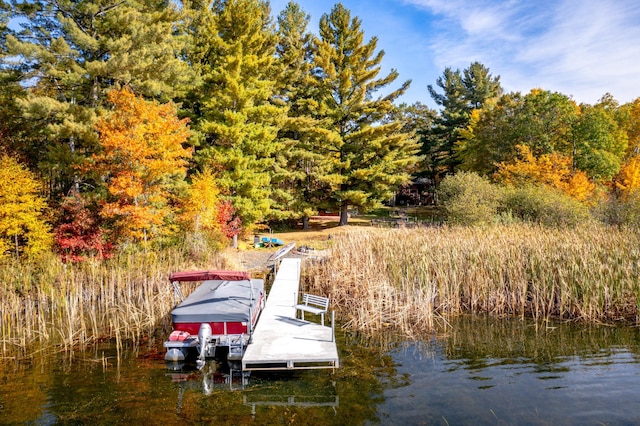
[311,3,420,226]
[270,2,329,229]
[422,62,501,183]
[188,0,285,227]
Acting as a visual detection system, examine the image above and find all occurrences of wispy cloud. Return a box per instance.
[270,0,640,106]
[404,0,640,104]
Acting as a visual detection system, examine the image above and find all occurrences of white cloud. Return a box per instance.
[403,0,640,104]
[270,0,640,106]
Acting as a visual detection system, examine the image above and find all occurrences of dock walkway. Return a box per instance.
[242,258,339,371]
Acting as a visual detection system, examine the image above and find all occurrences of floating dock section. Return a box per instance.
[242,258,339,371]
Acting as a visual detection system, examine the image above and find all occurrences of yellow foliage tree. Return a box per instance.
[615,156,640,199]
[180,168,222,235]
[495,145,596,203]
[0,154,52,258]
[623,98,640,155]
[92,88,192,244]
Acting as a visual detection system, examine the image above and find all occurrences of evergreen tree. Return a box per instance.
[4,0,192,196]
[423,67,466,181]
[422,62,501,183]
[388,102,436,181]
[462,61,503,109]
[270,2,328,229]
[311,3,420,226]
[188,0,285,227]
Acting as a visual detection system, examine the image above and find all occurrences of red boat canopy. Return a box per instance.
[169,270,251,282]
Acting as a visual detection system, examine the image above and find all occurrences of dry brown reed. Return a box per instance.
[0,248,224,360]
[304,223,640,338]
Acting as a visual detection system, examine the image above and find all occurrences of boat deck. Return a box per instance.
[241,258,339,371]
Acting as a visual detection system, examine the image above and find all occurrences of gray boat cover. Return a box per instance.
[171,278,265,323]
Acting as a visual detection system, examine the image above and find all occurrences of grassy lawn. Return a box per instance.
[236,206,442,251]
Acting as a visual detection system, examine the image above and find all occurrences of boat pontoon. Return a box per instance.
[163,270,265,366]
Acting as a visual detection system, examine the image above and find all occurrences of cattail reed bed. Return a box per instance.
[0,248,224,360]
[305,224,640,338]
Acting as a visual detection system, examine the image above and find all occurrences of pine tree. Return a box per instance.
[311,3,420,226]
[423,62,501,183]
[270,2,327,229]
[188,0,285,227]
[5,0,193,196]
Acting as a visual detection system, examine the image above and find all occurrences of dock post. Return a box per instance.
[331,311,335,342]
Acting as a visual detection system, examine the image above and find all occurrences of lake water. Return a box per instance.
[2,316,640,425]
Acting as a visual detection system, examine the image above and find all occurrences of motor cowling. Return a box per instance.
[198,323,212,346]
[197,323,214,362]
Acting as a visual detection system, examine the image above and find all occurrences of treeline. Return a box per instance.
[425,64,640,227]
[0,1,420,259]
[1,1,639,261]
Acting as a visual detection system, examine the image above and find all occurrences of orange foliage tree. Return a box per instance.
[614,98,640,199]
[92,88,191,245]
[495,145,595,203]
[615,156,640,199]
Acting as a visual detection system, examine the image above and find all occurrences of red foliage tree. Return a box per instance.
[54,193,112,262]
[217,200,242,239]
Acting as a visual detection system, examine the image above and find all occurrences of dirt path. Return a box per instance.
[219,220,347,273]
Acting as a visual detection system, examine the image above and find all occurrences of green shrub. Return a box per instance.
[594,193,640,229]
[502,184,591,227]
[438,172,503,225]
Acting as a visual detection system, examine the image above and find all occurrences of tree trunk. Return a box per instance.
[302,216,310,230]
[339,202,349,226]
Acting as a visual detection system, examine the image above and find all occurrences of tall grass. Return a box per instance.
[5,223,639,359]
[305,224,640,338]
[0,248,224,360]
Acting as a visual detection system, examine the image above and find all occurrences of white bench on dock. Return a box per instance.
[295,293,330,326]
[241,258,339,371]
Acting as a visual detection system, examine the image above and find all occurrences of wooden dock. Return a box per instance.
[241,258,339,371]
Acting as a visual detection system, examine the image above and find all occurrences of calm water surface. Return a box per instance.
[375,317,640,425]
[2,316,640,425]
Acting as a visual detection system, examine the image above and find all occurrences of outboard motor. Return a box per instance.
[197,323,213,366]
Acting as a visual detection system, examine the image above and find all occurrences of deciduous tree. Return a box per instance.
[92,88,191,245]
[54,193,111,262]
[0,154,52,258]
[572,102,627,182]
[494,145,595,203]
[458,89,580,176]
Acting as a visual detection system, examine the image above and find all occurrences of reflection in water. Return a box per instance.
[2,317,640,424]
[374,315,640,426]
[0,330,384,425]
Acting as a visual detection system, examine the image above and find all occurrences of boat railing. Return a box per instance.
[171,281,184,305]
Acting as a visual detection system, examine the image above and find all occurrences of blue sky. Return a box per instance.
[269,0,640,109]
